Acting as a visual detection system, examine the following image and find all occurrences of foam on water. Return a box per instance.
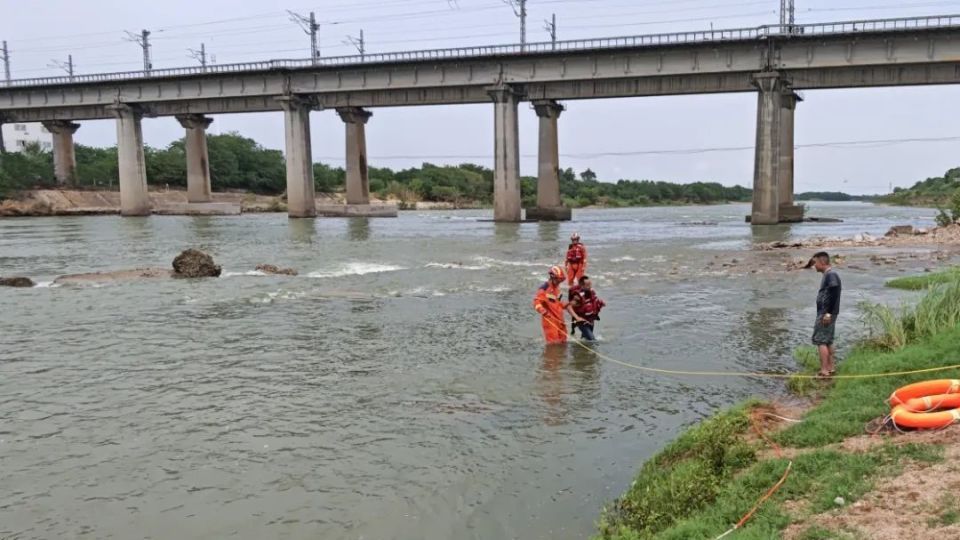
[307,263,406,278]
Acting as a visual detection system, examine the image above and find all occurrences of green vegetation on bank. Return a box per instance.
[879,166,960,208]
[886,267,960,291]
[0,134,752,207]
[598,281,960,539]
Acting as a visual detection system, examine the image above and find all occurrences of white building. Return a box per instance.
[1,122,54,153]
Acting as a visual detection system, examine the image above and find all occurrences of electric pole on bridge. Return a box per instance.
[288,10,320,64]
[503,0,528,52]
[188,43,208,71]
[124,29,152,74]
[345,30,365,60]
[48,54,74,80]
[1,40,10,83]
[544,13,557,50]
[779,0,796,29]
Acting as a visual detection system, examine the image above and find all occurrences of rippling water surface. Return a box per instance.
[0,202,939,539]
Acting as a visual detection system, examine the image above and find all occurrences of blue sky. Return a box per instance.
[3,0,960,194]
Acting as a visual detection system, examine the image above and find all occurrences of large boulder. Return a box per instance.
[172,249,221,278]
[0,276,35,287]
[255,264,298,276]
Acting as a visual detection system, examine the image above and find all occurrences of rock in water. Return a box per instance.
[172,249,221,278]
[0,276,35,287]
[885,225,915,237]
[255,264,299,276]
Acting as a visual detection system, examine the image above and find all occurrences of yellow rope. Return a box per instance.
[546,317,960,380]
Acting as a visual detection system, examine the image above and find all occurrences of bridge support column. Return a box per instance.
[778,91,804,223]
[336,107,373,205]
[42,120,80,186]
[526,100,571,221]
[175,114,214,203]
[109,104,151,216]
[277,96,316,218]
[489,86,523,222]
[750,72,785,225]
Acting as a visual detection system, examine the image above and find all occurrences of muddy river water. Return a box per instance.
[0,202,941,539]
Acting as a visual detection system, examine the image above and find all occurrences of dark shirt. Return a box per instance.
[816,269,842,317]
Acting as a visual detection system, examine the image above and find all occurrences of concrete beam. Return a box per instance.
[529,99,570,221]
[336,106,373,205]
[176,114,214,203]
[489,86,523,222]
[41,120,80,186]
[750,72,784,226]
[108,104,151,216]
[277,95,316,218]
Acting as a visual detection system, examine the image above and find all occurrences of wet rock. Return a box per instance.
[0,276,35,287]
[172,249,221,278]
[53,268,172,285]
[255,264,298,276]
[885,225,915,237]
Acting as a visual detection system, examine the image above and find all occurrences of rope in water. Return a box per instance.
[544,317,960,380]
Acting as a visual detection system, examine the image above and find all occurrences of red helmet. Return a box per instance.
[548,265,566,280]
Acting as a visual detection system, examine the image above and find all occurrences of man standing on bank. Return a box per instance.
[805,251,841,377]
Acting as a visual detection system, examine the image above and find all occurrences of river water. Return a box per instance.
[0,202,941,539]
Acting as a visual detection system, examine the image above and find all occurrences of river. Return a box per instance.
[0,202,940,539]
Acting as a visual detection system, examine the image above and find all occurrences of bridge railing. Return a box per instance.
[2,14,960,89]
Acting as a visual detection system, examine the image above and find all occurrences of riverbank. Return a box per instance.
[597,279,960,539]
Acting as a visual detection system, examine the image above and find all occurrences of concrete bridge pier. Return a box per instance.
[175,114,214,203]
[109,104,151,216]
[277,96,316,218]
[778,91,804,223]
[337,107,373,205]
[526,100,571,221]
[750,72,785,225]
[42,120,80,186]
[489,86,523,222]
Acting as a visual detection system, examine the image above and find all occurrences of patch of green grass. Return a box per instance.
[787,347,825,397]
[596,405,757,539]
[639,444,943,540]
[862,281,960,351]
[778,325,960,447]
[886,267,960,290]
[928,493,960,528]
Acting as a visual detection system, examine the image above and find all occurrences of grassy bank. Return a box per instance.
[886,267,960,290]
[598,282,960,539]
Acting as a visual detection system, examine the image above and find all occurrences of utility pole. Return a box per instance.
[503,0,528,52]
[345,30,365,60]
[288,10,320,64]
[124,29,152,73]
[188,43,207,70]
[543,14,556,50]
[49,54,74,80]
[1,41,10,83]
[779,0,795,28]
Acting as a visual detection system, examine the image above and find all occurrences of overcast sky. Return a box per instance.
[3,0,960,194]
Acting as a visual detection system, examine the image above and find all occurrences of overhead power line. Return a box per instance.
[312,135,960,162]
[288,10,321,63]
[123,29,153,73]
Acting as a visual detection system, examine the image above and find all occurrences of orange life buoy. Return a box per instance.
[891,404,960,429]
[900,393,960,413]
[888,379,960,406]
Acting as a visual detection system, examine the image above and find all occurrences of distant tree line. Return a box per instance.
[878,167,960,207]
[794,191,876,202]
[1,132,782,208]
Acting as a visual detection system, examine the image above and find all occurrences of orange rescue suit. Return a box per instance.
[565,243,587,286]
[533,281,568,344]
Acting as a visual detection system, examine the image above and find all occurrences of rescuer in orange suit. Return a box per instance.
[533,265,568,345]
[565,233,587,286]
